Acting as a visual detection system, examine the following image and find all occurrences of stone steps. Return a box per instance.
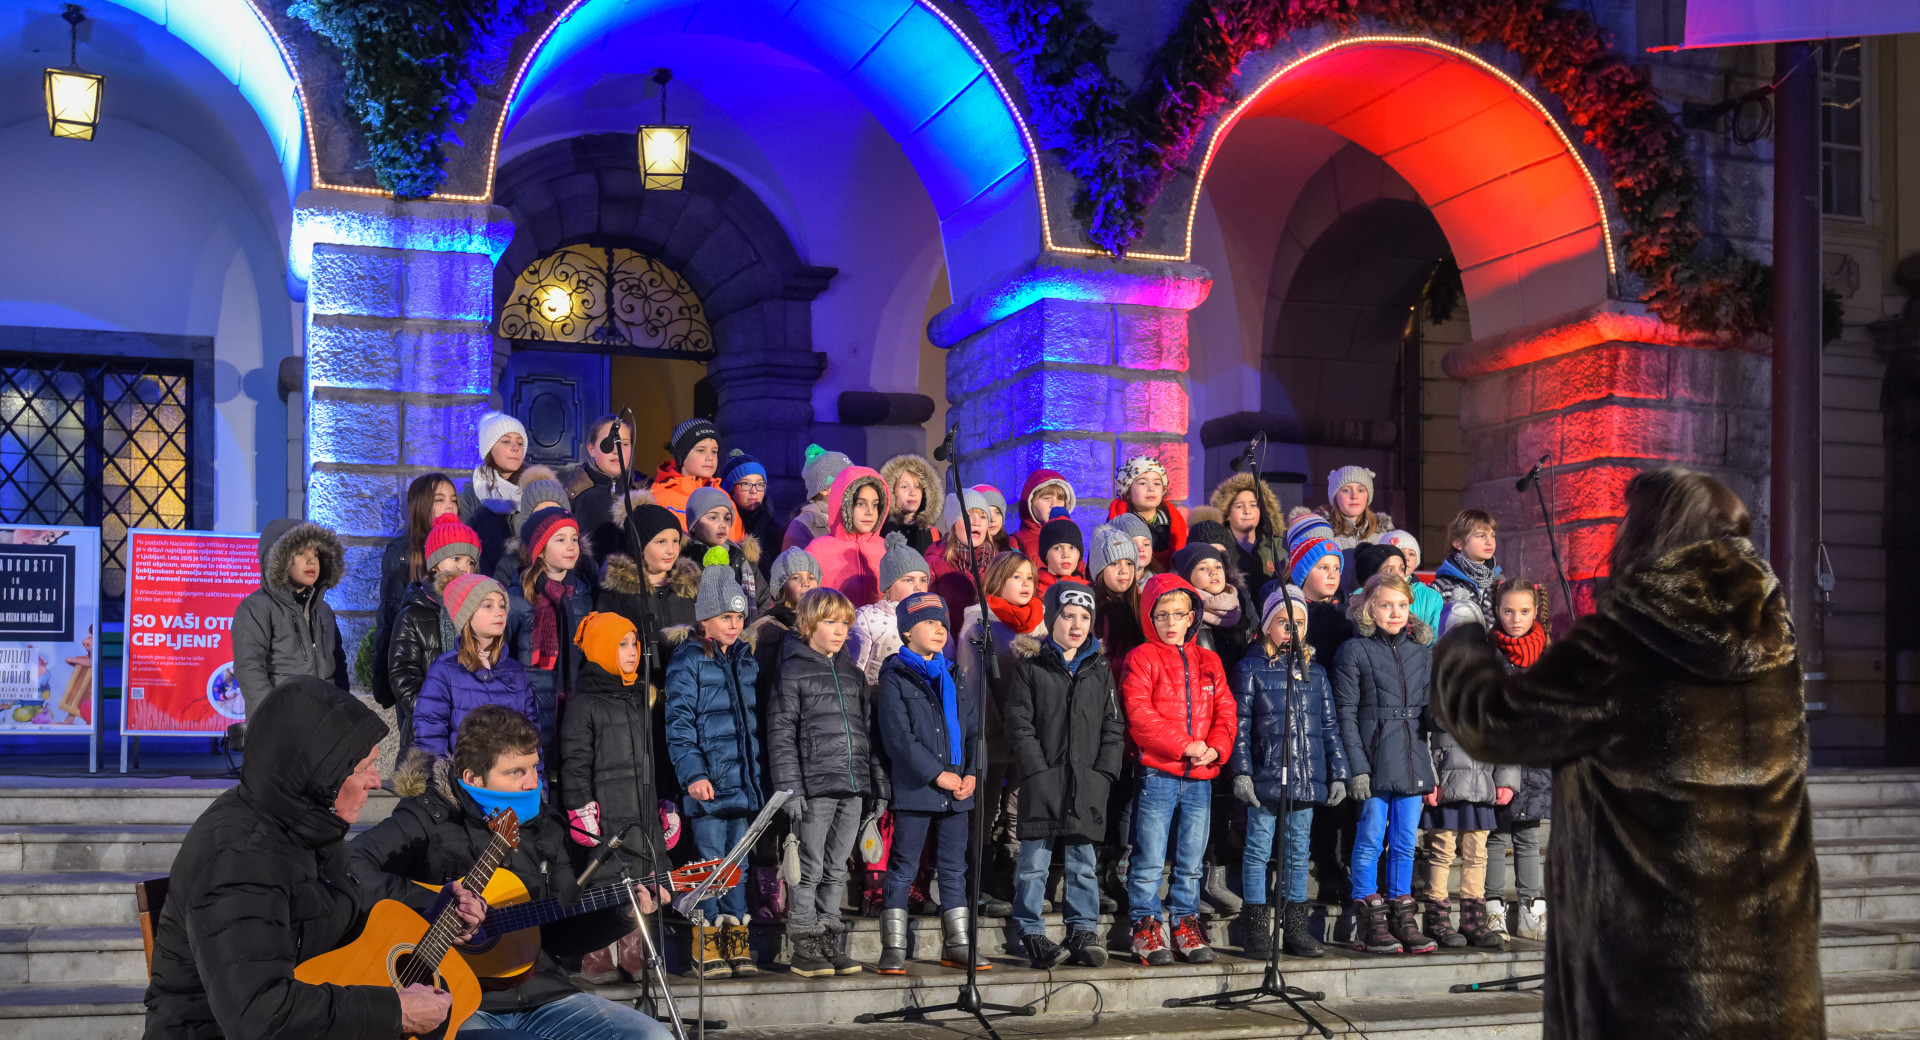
[1808,771,1920,808]
[0,779,394,827]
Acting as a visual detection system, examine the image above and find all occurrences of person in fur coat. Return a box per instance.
[1205,472,1287,586]
[879,453,943,555]
[231,518,349,718]
[1433,467,1822,1040]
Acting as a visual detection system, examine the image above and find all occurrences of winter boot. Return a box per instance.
[720,916,758,976]
[1098,854,1129,915]
[1424,897,1467,948]
[1171,913,1216,964]
[579,943,621,985]
[1242,903,1276,959]
[787,927,833,978]
[876,908,909,975]
[940,906,992,969]
[1281,902,1326,959]
[1349,895,1402,954]
[1517,899,1548,941]
[1201,863,1243,917]
[1484,897,1512,941]
[1459,898,1506,948]
[1023,932,1070,970]
[748,866,786,925]
[1131,916,1175,966]
[823,918,861,975]
[615,928,649,980]
[862,869,887,918]
[694,922,729,978]
[1063,928,1107,967]
[1387,895,1438,953]
[978,893,1013,918]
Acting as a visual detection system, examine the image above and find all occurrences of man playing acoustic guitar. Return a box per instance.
[145,676,489,1040]
[351,705,674,1040]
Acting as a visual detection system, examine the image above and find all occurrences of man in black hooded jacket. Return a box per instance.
[144,675,485,1040]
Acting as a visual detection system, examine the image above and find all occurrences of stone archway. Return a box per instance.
[491,133,837,513]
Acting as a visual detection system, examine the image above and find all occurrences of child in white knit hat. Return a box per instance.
[1319,466,1393,550]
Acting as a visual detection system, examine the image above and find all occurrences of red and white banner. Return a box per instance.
[121,529,260,735]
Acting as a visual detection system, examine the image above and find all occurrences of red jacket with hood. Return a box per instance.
[1122,572,1235,779]
[1015,470,1089,590]
[809,466,893,608]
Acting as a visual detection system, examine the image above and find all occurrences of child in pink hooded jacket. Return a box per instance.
[808,466,893,607]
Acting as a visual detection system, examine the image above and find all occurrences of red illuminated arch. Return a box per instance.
[1183,36,1617,339]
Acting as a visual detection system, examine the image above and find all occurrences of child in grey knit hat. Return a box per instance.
[850,532,931,686]
[687,485,760,617]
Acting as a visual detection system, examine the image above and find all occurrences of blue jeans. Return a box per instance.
[461,990,672,1040]
[1013,838,1098,936]
[688,813,750,921]
[1351,794,1422,899]
[1127,770,1211,921]
[1243,804,1314,905]
[886,809,971,911]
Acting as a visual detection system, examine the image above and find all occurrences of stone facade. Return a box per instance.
[293,190,515,666]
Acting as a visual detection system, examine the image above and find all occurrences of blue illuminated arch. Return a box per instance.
[116,0,305,200]
[496,0,1049,275]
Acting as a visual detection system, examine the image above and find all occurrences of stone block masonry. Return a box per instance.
[293,190,515,689]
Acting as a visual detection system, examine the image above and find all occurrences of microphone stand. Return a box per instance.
[1162,438,1329,1037]
[857,423,1031,1037]
[1517,459,1578,618]
[573,822,692,1040]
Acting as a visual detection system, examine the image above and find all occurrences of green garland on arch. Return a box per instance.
[967,0,1774,336]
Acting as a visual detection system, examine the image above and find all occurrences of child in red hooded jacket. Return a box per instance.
[1122,572,1234,967]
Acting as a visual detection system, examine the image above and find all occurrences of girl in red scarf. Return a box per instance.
[505,506,594,767]
[1484,579,1553,943]
[951,550,1044,904]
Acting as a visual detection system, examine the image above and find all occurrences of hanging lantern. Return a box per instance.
[44,5,102,141]
[637,68,690,190]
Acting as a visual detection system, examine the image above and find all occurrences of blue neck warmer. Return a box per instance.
[1048,635,1101,673]
[897,649,963,768]
[458,779,542,824]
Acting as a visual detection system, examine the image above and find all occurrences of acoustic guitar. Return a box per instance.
[424,857,742,983]
[294,809,520,1040]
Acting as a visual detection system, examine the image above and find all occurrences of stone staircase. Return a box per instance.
[1,770,1916,1039]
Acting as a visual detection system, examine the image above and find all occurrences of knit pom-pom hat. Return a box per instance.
[443,574,506,635]
[424,513,481,571]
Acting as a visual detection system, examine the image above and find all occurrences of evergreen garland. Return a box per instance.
[969,0,1775,336]
[288,0,539,199]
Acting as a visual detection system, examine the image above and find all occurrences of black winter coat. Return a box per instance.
[1496,656,1552,823]
[596,553,698,800]
[368,533,411,707]
[1304,598,1354,672]
[1332,617,1437,797]
[1231,646,1350,806]
[385,583,447,726]
[1004,635,1124,842]
[1435,537,1820,1040]
[350,754,631,1015]
[768,632,888,801]
[144,676,424,1040]
[876,652,981,813]
[566,463,643,563]
[559,660,667,878]
[742,505,783,581]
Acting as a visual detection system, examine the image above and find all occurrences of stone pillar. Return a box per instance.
[1446,305,1769,618]
[291,189,515,678]
[706,299,828,520]
[930,256,1212,531]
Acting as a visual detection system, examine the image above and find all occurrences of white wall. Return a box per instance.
[0,119,294,531]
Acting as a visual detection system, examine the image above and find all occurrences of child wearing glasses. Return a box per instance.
[1122,572,1236,967]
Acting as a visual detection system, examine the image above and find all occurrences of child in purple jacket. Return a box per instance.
[413,574,538,762]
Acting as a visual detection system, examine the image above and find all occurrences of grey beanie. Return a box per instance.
[1108,512,1151,544]
[943,488,991,533]
[802,444,853,500]
[694,545,750,621]
[877,531,930,594]
[1260,584,1310,636]
[768,546,820,594]
[1087,523,1135,580]
[685,486,734,529]
[519,472,568,515]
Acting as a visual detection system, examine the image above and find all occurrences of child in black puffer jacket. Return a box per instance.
[1484,579,1552,942]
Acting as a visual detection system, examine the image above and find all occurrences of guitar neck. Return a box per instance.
[412,832,511,973]
[483,872,672,937]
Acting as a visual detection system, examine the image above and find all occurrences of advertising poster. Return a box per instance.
[0,524,101,734]
[121,529,260,735]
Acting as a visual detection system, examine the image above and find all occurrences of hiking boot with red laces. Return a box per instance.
[1130,916,1175,966]
[1171,913,1216,964]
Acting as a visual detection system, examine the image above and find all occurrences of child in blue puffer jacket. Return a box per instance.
[1232,586,1349,960]
[664,547,762,979]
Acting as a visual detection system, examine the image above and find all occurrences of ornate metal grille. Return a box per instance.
[0,354,192,599]
[498,246,713,358]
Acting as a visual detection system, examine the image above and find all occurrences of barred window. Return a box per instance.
[1821,39,1865,219]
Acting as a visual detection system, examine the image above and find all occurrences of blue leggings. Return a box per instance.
[1350,794,1422,899]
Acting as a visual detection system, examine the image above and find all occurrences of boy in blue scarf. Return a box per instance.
[874,591,984,974]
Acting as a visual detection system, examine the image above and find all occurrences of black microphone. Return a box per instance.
[931,420,960,462]
[1515,454,1550,492]
[574,824,629,888]
[1228,432,1265,472]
